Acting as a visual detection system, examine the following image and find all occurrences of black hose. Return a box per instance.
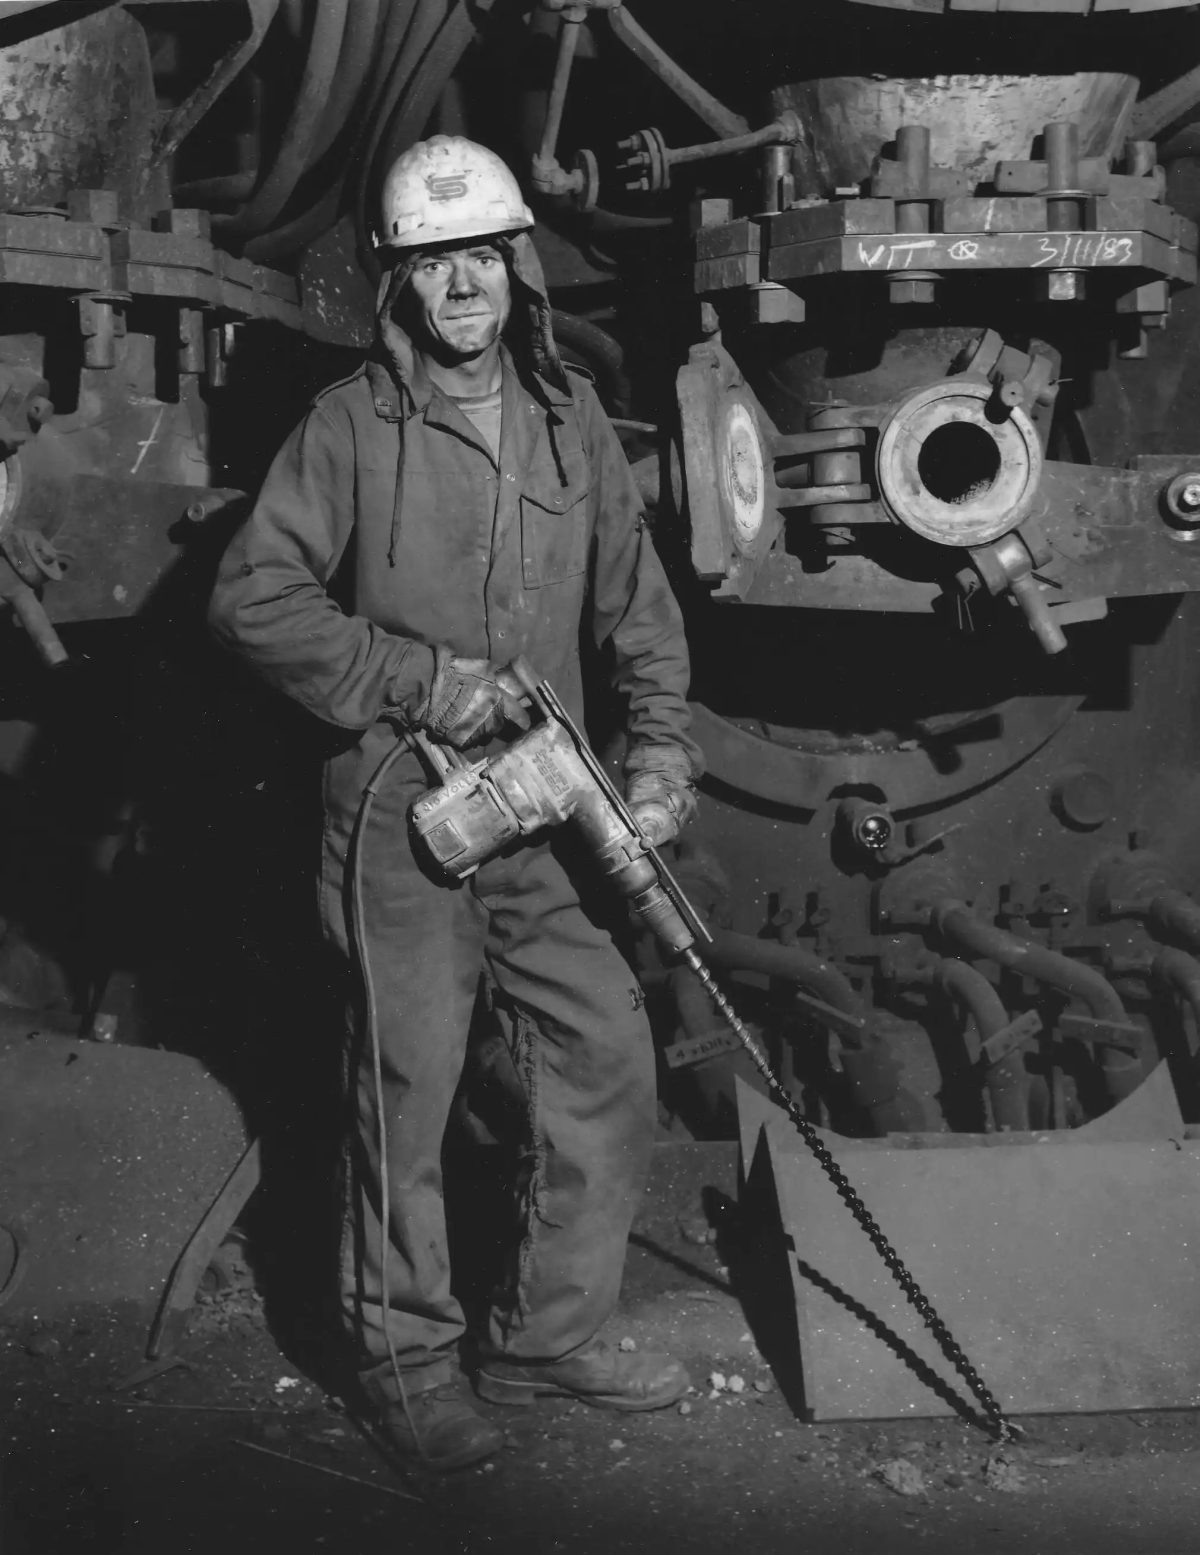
[223,0,351,240]
[1148,889,1200,953]
[305,0,381,172]
[550,311,629,415]
[931,958,1030,1133]
[173,172,258,206]
[356,1,482,281]
[354,0,443,259]
[933,899,1144,1106]
[703,927,863,1018]
[241,0,395,262]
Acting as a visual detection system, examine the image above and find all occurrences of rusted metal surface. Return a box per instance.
[771,74,1138,192]
[0,7,159,218]
[0,1025,247,1314]
[738,1068,1200,1421]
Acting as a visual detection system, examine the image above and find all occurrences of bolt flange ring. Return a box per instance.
[876,378,1043,547]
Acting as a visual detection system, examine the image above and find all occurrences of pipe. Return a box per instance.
[304,0,381,172]
[704,928,861,1018]
[1148,889,1200,954]
[550,311,630,415]
[173,172,258,206]
[223,0,351,240]
[242,0,383,260]
[154,0,281,169]
[606,7,747,141]
[700,927,926,1134]
[355,0,446,259]
[1152,946,1200,1056]
[356,0,481,279]
[538,9,585,169]
[929,958,1030,1133]
[933,899,1143,1105]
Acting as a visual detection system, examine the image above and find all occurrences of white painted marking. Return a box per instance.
[130,405,165,475]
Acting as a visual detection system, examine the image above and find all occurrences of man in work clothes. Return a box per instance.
[209,136,701,1470]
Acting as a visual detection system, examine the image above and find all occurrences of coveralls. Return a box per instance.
[208,261,697,1391]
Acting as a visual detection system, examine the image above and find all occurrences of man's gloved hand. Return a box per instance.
[625,744,698,847]
[420,650,531,749]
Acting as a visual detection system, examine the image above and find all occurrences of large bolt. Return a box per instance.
[889,273,936,305]
[1050,765,1114,832]
[1163,472,1200,526]
[1039,270,1086,303]
[152,206,211,239]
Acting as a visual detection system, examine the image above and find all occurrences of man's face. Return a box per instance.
[405,242,511,361]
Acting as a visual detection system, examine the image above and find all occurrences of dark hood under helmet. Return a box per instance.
[373,229,569,400]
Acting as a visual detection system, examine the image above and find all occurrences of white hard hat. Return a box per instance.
[377,136,534,252]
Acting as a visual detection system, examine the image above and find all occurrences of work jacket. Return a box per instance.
[208,334,698,840]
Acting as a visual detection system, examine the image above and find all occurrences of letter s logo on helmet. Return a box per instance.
[426,173,469,203]
[379,137,534,251]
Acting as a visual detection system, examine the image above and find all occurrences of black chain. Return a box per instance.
[684,949,1017,1444]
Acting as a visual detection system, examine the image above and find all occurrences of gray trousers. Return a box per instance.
[327,749,656,1389]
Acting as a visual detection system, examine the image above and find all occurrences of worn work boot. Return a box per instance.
[367,1376,505,1472]
[476,1339,689,1411]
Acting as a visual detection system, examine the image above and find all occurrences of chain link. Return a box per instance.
[684,949,1017,1444]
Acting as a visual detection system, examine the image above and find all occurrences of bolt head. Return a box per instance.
[1164,473,1200,526]
[1041,269,1086,303]
[889,276,936,305]
[856,814,893,850]
[154,206,211,239]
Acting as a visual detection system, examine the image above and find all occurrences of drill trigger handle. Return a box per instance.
[507,655,552,721]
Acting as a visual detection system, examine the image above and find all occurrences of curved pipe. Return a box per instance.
[606,7,747,141]
[1148,889,1200,954]
[223,0,351,240]
[356,0,478,280]
[703,928,861,1017]
[1152,946,1200,1049]
[933,900,1125,1021]
[929,958,1030,1133]
[155,0,281,169]
[550,311,630,415]
[700,928,927,1134]
[356,0,447,259]
[304,0,381,172]
[933,899,1142,1104]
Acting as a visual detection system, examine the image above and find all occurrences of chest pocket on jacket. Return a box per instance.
[520,448,590,589]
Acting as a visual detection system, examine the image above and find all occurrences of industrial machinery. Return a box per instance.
[3,0,1200,1169]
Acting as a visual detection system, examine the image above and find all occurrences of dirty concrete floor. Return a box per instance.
[4,1224,1200,1555]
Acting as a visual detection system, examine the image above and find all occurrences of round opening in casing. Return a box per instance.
[916,420,1002,506]
[876,377,1043,548]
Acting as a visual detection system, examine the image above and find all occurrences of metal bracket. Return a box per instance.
[1058,1011,1142,1054]
[979,1009,1042,1069]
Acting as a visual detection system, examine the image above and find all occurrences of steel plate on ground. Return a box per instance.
[737,1070,1200,1420]
[0,1025,247,1314]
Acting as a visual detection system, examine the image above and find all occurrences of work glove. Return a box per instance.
[419,650,531,749]
[625,744,698,847]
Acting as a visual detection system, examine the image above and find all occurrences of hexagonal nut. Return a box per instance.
[753,285,805,325]
[153,206,211,239]
[1163,472,1200,526]
[1039,269,1086,303]
[66,188,121,227]
[889,276,936,305]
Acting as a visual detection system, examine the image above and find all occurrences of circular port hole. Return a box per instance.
[917,420,1001,505]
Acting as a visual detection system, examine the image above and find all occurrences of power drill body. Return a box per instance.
[408,665,705,956]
